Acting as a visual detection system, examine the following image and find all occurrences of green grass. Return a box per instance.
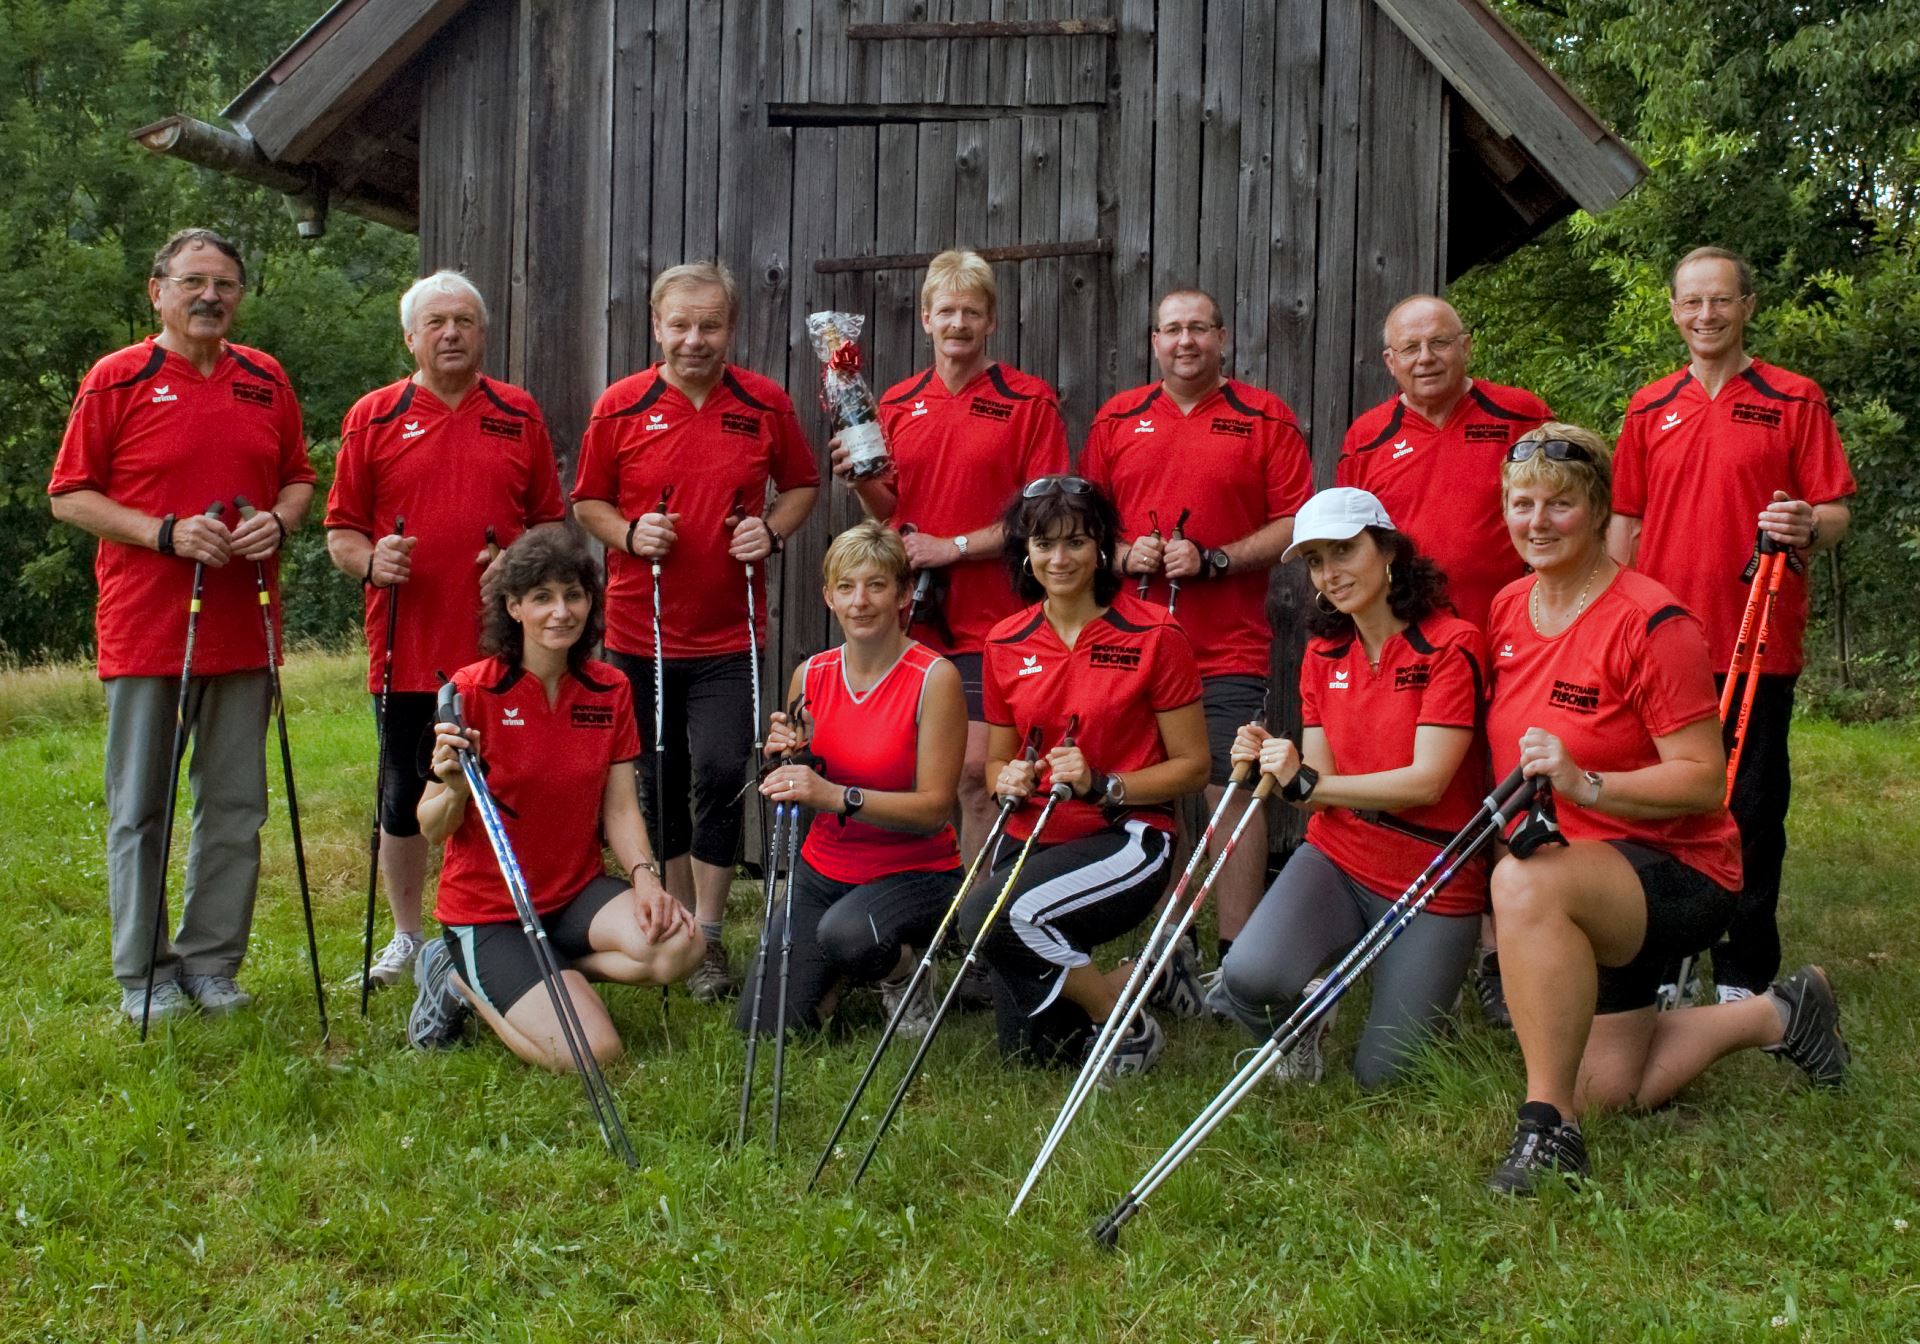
[2,652,1914,1341]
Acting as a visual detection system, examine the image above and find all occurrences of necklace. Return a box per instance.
[1530,555,1605,635]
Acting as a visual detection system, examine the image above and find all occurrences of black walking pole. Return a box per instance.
[140,500,225,1040]
[235,498,327,1040]
[360,517,406,1015]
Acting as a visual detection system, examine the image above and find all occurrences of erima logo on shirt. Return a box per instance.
[1017,654,1045,677]
[911,400,929,417]
[1392,439,1413,459]
[501,706,525,726]
[1500,643,1515,658]
[1660,411,1683,432]
[401,419,426,440]
[1329,670,1351,690]
[644,412,670,432]
[1133,418,1155,434]
[150,384,178,404]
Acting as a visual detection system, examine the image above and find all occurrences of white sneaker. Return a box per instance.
[879,960,941,1039]
[1271,977,1334,1084]
[1715,984,1755,1005]
[119,980,194,1025]
[367,930,426,989]
[1092,1011,1166,1089]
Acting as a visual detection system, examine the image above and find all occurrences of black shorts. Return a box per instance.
[947,652,986,721]
[1595,842,1739,1015]
[443,875,627,1014]
[1202,675,1268,786]
[375,690,439,837]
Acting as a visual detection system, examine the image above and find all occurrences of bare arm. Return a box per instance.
[1606,513,1640,567]
[1517,716,1725,820]
[765,485,818,546]
[1233,722,1472,812]
[573,498,630,553]
[600,759,660,881]
[418,721,477,845]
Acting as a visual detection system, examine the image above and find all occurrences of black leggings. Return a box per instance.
[736,857,959,1035]
[1709,671,1796,991]
[607,649,754,866]
[959,820,1172,1065]
[373,690,437,837]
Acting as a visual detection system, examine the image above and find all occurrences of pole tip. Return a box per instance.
[1090,1214,1121,1251]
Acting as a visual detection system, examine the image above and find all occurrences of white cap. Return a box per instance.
[1281,487,1396,563]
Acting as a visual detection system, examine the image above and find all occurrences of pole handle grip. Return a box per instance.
[436,680,466,735]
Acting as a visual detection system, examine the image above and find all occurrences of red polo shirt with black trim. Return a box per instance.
[877,363,1068,656]
[982,593,1203,844]
[1081,379,1312,679]
[327,377,566,693]
[574,364,819,659]
[1337,381,1551,629]
[1614,360,1855,673]
[434,656,642,927]
[1300,614,1490,913]
[48,337,312,679]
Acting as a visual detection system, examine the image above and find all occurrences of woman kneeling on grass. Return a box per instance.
[738,521,968,1038]
[964,476,1210,1078]
[408,523,705,1067]
[1483,423,1846,1195]
[1211,487,1489,1089]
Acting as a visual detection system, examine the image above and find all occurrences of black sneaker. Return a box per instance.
[1764,965,1849,1088]
[1143,932,1207,1021]
[1487,1101,1589,1196]
[1474,947,1512,1030]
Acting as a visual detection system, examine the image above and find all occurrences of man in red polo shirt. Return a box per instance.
[1610,246,1856,1001]
[48,227,314,1023]
[831,248,1068,858]
[574,261,820,1002]
[326,270,566,989]
[1081,288,1313,968]
[1338,295,1551,629]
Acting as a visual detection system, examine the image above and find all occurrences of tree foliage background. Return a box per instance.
[1,0,1914,710]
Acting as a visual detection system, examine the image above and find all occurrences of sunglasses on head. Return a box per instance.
[1506,439,1595,465]
[1021,475,1096,499]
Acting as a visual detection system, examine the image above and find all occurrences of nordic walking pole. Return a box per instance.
[360,516,406,1016]
[1164,508,1193,616]
[899,524,933,633]
[850,716,1080,1186]
[235,498,327,1041]
[1093,768,1535,1249]
[140,500,226,1041]
[1011,762,1268,1217]
[644,487,674,909]
[807,723,1046,1190]
[436,681,639,1166]
[769,735,807,1148]
[725,491,765,760]
[1136,512,1163,600]
[737,690,809,1146]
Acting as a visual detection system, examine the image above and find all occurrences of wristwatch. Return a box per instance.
[1281,763,1320,803]
[1581,771,1604,807]
[952,533,970,556]
[1203,547,1231,580]
[1083,771,1125,806]
[842,785,866,817]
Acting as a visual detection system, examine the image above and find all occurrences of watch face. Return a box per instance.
[1105,774,1126,805]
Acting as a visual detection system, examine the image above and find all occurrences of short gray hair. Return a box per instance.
[400,269,489,332]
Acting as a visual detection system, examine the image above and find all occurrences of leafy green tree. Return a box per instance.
[0,0,413,663]
[1459,0,1920,710]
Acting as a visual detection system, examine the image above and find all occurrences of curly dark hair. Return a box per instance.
[1303,526,1454,641]
[1001,477,1124,606]
[479,523,605,672]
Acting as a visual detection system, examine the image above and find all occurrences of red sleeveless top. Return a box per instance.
[800,642,963,884]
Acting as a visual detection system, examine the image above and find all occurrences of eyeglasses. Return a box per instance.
[1021,475,1095,499]
[1388,334,1464,360]
[1506,439,1595,464]
[1672,294,1749,316]
[1152,322,1220,339]
[163,274,244,298]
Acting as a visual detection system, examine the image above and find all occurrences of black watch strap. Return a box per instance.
[1081,769,1107,805]
[156,513,178,556]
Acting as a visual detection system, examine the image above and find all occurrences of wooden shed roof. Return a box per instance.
[138,0,1643,267]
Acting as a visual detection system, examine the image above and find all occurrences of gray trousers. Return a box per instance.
[1215,842,1481,1088]
[104,672,270,987]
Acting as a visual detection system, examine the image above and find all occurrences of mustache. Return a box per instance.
[189,301,225,317]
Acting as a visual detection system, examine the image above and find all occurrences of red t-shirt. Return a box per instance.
[48,338,313,679]
[573,365,819,658]
[1615,360,1856,673]
[877,363,1069,656]
[1300,614,1490,914]
[1081,380,1313,678]
[326,377,566,693]
[797,643,963,884]
[1486,570,1742,890]
[982,594,1204,844]
[1337,381,1552,628]
[433,656,642,927]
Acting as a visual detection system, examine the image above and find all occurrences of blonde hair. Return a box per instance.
[650,261,738,320]
[1502,422,1615,529]
[920,249,997,317]
[822,520,911,590]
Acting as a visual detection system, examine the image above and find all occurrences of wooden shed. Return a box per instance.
[140,0,1642,720]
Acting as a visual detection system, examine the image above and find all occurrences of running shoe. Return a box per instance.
[1199,966,1233,1019]
[367,930,426,989]
[180,974,253,1016]
[1487,1100,1589,1196]
[1271,977,1335,1084]
[1092,1011,1165,1088]
[1714,984,1754,1005]
[955,956,995,1009]
[119,979,193,1025]
[1473,947,1512,1030]
[879,960,941,1039]
[1144,932,1207,1021]
[1764,964,1849,1087]
[408,940,471,1050]
[687,941,738,1004]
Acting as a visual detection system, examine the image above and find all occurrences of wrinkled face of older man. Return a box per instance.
[148,241,244,347]
[1382,299,1471,407]
[651,282,735,387]
[405,291,488,382]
